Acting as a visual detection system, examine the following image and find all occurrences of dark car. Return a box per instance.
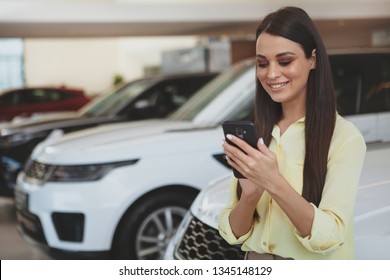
[0,86,91,122]
[0,72,217,196]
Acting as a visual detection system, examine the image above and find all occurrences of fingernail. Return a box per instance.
[259,138,264,145]
[226,134,233,140]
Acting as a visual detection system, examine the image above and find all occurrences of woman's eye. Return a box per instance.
[257,62,268,68]
[279,61,292,66]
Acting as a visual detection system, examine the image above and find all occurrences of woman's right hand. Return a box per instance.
[228,178,264,238]
[239,178,264,203]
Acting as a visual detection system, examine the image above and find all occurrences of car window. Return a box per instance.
[80,79,155,117]
[361,82,390,114]
[29,89,71,103]
[11,89,35,104]
[170,61,254,121]
[225,96,254,121]
[0,90,22,106]
[0,89,73,106]
[142,81,181,107]
[116,75,216,118]
[124,83,175,116]
[163,79,199,108]
[146,79,201,111]
[331,53,390,116]
[360,56,390,114]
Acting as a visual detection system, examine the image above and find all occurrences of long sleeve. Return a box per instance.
[294,121,366,254]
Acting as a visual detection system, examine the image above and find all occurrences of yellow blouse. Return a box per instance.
[218,114,366,259]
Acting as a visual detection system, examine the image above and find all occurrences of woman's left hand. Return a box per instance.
[223,134,280,190]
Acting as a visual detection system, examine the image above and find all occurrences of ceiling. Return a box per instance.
[0,0,389,38]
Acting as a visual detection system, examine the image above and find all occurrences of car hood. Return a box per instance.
[32,119,223,165]
[0,111,81,133]
[0,111,127,137]
[4,111,79,126]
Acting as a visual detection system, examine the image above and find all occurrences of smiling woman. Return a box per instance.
[219,6,367,260]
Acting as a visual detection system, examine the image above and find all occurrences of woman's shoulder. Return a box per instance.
[332,113,366,149]
[335,114,363,137]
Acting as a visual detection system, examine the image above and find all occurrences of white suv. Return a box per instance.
[14,50,389,260]
[14,59,255,260]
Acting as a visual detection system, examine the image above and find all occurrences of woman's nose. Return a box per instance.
[267,63,281,79]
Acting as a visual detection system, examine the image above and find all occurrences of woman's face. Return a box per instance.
[256,32,316,106]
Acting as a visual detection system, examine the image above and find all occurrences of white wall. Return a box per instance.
[117,36,199,81]
[24,36,199,95]
[24,38,118,95]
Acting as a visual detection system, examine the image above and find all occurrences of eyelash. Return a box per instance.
[257,63,267,68]
[279,61,292,66]
[257,61,292,68]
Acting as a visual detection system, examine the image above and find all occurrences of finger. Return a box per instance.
[224,144,258,179]
[222,141,247,166]
[257,138,275,160]
[223,142,245,166]
[225,155,248,178]
[223,140,255,173]
[223,139,246,160]
[225,134,258,157]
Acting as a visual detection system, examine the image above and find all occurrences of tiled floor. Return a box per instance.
[0,197,50,260]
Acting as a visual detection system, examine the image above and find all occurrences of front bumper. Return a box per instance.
[13,165,140,254]
[14,189,110,259]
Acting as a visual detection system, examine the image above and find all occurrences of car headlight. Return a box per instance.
[23,159,139,184]
[47,159,139,182]
[190,174,231,228]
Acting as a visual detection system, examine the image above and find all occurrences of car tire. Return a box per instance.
[111,189,197,260]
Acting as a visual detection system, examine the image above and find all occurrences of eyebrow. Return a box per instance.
[256,51,296,58]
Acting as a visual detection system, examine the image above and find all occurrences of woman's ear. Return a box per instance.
[310,49,317,70]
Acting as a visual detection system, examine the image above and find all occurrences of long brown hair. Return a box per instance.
[239,7,336,207]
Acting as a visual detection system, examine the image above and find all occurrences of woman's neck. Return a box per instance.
[280,102,305,124]
[278,102,306,135]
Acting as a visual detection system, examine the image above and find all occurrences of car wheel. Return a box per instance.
[112,190,197,260]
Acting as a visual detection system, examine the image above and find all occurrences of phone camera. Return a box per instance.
[236,128,244,138]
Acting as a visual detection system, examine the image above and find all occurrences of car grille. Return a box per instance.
[24,160,51,181]
[175,216,245,260]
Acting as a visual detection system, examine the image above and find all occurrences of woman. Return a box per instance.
[218,6,366,260]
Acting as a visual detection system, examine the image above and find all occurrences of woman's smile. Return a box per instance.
[268,81,289,91]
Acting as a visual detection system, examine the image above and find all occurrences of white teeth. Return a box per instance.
[269,82,287,89]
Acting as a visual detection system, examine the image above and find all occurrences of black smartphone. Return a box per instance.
[222,121,259,178]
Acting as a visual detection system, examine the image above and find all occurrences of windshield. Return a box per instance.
[169,60,254,122]
[79,79,155,117]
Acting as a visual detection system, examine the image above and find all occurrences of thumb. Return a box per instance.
[257,138,274,159]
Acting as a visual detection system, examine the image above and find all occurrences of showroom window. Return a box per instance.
[0,38,25,91]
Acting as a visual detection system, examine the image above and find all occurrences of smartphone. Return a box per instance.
[222,121,259,178]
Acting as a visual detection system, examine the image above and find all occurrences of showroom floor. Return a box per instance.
[0,197,50,260]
